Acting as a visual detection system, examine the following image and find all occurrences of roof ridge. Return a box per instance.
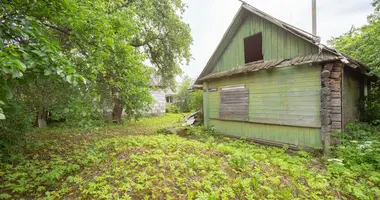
[241,3,321,44]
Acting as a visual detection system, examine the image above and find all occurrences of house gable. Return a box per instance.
[212,13,319,73]
[196,3,368,84]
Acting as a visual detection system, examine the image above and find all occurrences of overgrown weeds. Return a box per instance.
[328,122,380,199]
[0,115,379,199]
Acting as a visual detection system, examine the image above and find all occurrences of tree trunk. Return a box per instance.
[112,98,123,123]
[111,84,123,123]
[37,106,47,128]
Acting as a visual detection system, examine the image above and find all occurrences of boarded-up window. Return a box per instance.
[220,86,249,121]
[244,32,263,64]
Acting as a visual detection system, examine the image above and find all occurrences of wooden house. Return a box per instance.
[195,3,370,150]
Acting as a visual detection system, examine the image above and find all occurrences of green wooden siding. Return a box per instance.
[343,68,362,126]
[210,119,321,148]
[212,14,318,73]
[204,65,322,148]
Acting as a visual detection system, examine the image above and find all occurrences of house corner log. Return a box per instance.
[321,63,342,154]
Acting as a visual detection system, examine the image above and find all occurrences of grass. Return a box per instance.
[0,114,379,199]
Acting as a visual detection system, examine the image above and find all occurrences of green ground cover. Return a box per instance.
[0,114,379,199]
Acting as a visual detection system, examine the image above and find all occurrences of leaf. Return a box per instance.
[11,69,23,78]
[12,60,26,72]
[31,50,45,57]
[104,37,114,47]
[44,69,52,76]
[77,75,87,84]
[0,100,4,105]
[66,75,73,84]
[56,68,63,75]
[0,113,5,120]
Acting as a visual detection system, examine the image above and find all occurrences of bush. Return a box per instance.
[328,123,380,199]
[176,77,192,112]
[333,123,380,169]
[343,122,379,140]
[359,82,380,125]
[0,101,35,161]
[166,104,179,113]
[189,90,203,111]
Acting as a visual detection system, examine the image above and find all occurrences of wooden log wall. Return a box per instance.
[321,63,343,153]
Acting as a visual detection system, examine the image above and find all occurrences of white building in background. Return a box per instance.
[147,73,176,116]
[165,89,175,104]
[149,90,166,115]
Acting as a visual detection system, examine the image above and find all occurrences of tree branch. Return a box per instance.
[41,22,72,35]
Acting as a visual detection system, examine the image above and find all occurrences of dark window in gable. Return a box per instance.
[244,32,263,64]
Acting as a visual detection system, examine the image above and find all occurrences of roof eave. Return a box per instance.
[195,5,246,84]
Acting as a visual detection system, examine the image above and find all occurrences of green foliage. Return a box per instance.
[175,77,202,112]
[328,122,380,199]
[328,0,380,76]
[333,123,380,169]
[175,77,193,112]
[166,104,179,113]
[1,114,378,199]
[0,0,192,151]
[189,89,203,111]
[341,122,379,140]
[0,101,35,161]
[329,0,380,123]
[359,82,380,124]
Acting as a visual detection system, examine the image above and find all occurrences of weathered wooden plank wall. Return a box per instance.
[210,119,321,148]
[212,14,319,73]
[342,67,362,125]
[204,64,322,148]
[220,88,249,121]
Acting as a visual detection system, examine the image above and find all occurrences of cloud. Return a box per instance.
[181,0,373,79]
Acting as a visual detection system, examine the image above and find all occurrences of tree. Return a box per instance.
[0,0,193,156]
[328,0,380,75]
[1,0,192,123]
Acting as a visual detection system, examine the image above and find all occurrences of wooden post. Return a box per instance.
[203,82,209,129]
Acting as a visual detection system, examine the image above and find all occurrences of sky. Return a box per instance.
[180,0,374,80]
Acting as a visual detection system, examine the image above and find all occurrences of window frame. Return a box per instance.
[219,85,249,121]
[243,32,263,64]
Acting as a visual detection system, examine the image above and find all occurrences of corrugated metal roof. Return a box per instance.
[199,52,341,81]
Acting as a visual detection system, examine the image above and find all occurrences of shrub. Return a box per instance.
[343,122,379,140]
[189,90,203,111]
[175,77,192,112]
[359,82,380,125]
[166,104,179,113]
[0,101,35,161]
[333,123,380,169]
[328,122,380,199]
[335,140,380,169]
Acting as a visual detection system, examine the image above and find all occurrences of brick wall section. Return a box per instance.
[321,63,342,151]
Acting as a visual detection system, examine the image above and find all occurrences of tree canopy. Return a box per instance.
[0,0,192,145]
[328,0,380,75]
[329,0,380,123]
